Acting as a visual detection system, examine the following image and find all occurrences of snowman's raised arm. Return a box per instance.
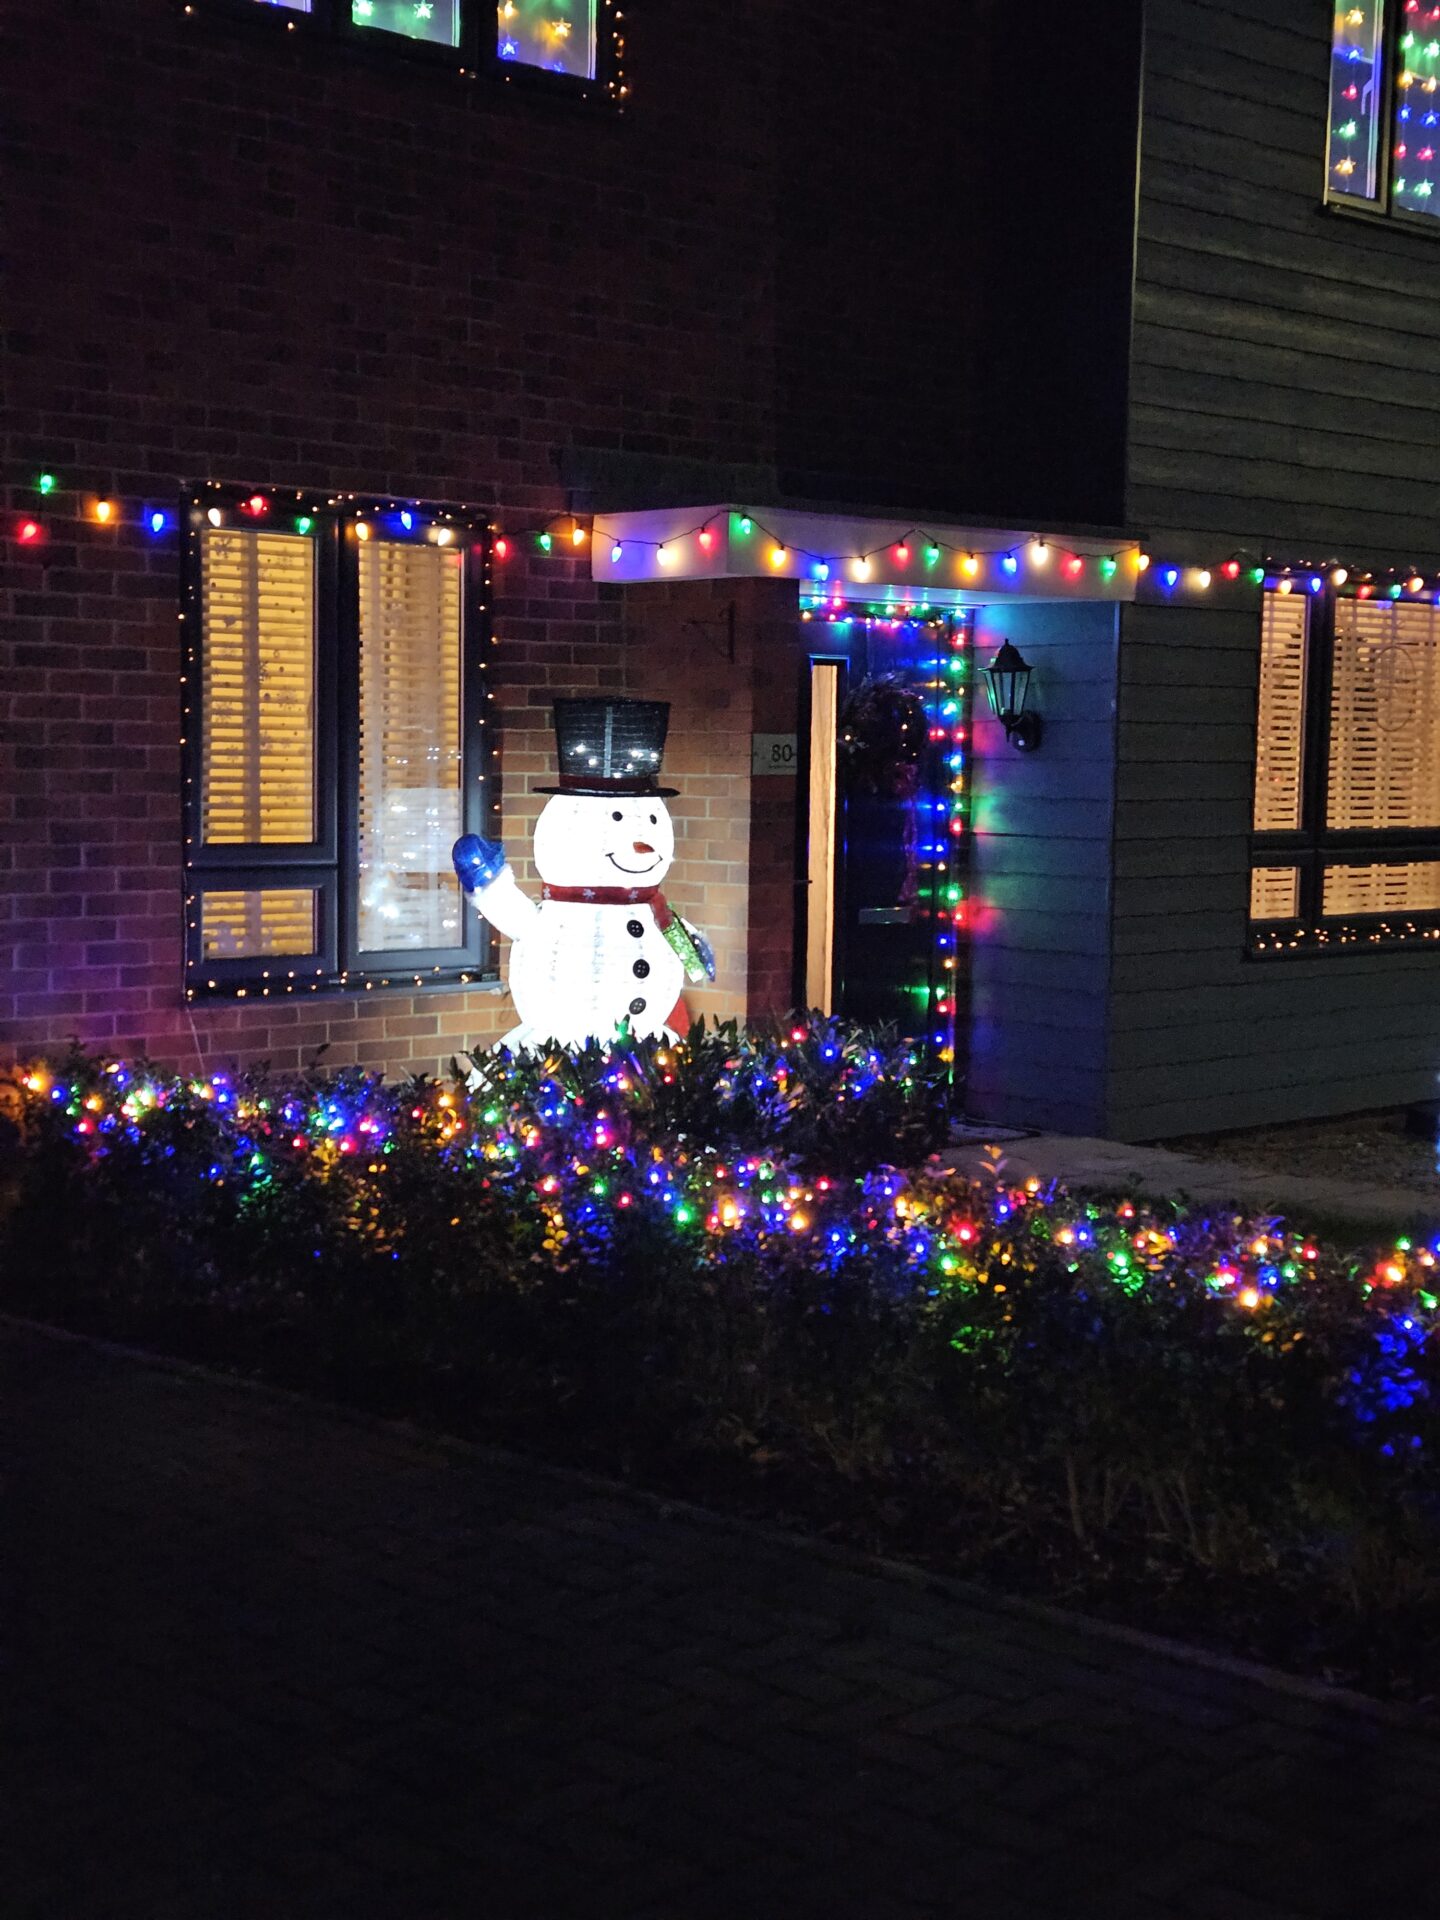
[452,836,539,943]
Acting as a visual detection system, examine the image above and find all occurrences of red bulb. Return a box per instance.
[1222,559,1241,579]
[1064,554,1084,578]
[494,536,509,559]
[17,518,42,543]
[895,543,910,564]
[698,527,715,552]
[245,494,268,516]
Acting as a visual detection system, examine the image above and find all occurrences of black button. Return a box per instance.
[626,919,644,938]
[628,997,646,1015]
[632,959,650,979]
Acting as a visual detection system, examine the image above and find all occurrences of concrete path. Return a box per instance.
[941,1134,1440,1232]
[5,1324,1439,1919]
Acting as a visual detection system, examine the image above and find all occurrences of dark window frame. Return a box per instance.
[1249,588,1440,957]
[182,483,499,1001]
[1325,0,1440,236]
[190,0,623,104]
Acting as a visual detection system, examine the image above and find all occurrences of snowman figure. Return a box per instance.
[452,697,714,1050]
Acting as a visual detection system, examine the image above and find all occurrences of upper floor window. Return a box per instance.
[242,0,602,81]
[353,1,462,49]
[184,488,495,998]
[1250,587,1440,952]
[1327,2,1440,223]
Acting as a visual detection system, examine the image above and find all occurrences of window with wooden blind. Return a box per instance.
[183,488,494,998]
[356,539,465,955]
[1249,587,1440,953]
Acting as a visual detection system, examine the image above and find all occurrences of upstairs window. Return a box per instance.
[353,1,462,47]
[184,490,495,998]
[1250,588,1440,952]
[1327,2,1440,224]
[498,1,596,78]
[238,0,606,84]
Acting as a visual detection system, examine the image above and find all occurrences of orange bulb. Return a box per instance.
[769,544,788,567]
[960,553,979,578]
[1135,551,1150,572]
[355,521,371,542]
[571,524,587,546]
[93,498,115,524]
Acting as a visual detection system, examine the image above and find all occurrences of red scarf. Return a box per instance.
[542,882,676,931]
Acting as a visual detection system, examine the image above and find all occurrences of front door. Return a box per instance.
[801,612,971,1075]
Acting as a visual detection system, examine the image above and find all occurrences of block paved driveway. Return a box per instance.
[4,1325,1439,1920]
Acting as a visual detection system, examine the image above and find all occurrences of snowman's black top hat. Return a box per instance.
[538,697,678,796]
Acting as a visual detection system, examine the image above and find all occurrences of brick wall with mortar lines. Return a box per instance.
[0,0,784,1079]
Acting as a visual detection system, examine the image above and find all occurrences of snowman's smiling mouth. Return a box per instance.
[606,852,661,876]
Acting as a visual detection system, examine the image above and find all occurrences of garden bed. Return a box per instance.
[3,1025,1439,1707]
[1165,1108,1440,1197]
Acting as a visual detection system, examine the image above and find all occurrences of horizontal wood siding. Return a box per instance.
[1108,602,1440,1138]
[967,603,1118,1135]
[1129,0,1440,566]
[1107,0,1440,1137]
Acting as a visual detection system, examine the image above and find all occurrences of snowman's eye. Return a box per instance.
[649,814,657,824]
[611,810,623,822]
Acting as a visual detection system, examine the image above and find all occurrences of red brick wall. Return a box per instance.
[0,0,787,1079]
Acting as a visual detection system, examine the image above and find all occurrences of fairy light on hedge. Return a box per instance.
[10,1043,1440,1458]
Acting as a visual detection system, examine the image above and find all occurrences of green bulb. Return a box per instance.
[1249,567,1265,584]
[295,515,313,534]
[737,516,752,536]
[674,1204,693,1225]
[538,531,552,552]
[1098,556,1116,580]
[37,472,56,496]
[925,544,941,567]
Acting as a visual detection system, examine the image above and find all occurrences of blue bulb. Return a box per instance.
[1002,553,1019,576]
[399,510,414,531]
[148,510,167,535]
[1310,575,1323,594]
[812,561,830,581]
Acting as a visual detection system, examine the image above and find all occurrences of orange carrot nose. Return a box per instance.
[633,841,655,855]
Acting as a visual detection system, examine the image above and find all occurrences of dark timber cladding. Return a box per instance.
[1110,0,1440,1138]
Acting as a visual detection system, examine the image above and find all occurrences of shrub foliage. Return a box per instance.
[3,1022,1439,1695]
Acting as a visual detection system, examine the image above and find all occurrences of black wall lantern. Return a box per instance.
[982,639,1042,751]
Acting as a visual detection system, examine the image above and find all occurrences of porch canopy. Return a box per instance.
[591,504,1143,606]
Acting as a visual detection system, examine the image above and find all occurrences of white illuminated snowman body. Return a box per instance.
[453,697,712,1052]
[467,795,689,1048]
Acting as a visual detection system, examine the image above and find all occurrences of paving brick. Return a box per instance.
[6,1325,1440,1919]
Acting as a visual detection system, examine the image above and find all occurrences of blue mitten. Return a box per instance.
[452,834,508,894]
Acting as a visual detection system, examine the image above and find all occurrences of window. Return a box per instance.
[498,1,596,79]
[183,489,494,997]
[353,1,461,46]
[1250,588,1440,952]
[1327,2,1440,224]
[237,0,608,86]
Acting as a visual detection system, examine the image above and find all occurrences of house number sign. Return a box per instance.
[751,733,799,775]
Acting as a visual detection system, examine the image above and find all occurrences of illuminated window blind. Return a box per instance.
[498,0,596,78]
[200,529,316,845]
[1328,599,1440,832]
[1253,591,1309,832]
[357,540,465,953]
[201,888,318,959]
[1323,862,1440,916]
[1249,867,1300,921]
